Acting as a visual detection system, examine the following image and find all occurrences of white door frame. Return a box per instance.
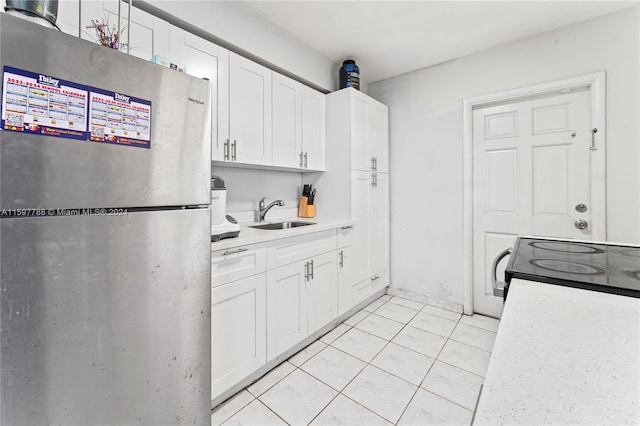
[462,72,607,315]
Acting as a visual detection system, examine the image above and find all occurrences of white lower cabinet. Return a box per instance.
[337,245,354,316]
[266,250,338,361]
[266,261,308,361]
[213,226,375,402]
[211,273,266,398]
[307,251,338,335]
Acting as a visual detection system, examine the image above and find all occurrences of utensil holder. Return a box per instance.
[298,196,316,218]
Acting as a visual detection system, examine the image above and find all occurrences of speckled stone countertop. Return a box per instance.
[474,278,640,425]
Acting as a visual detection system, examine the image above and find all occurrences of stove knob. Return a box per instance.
[574,219,588,230]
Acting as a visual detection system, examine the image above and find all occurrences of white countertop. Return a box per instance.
[474,279,640,425]
[210,217,356,251]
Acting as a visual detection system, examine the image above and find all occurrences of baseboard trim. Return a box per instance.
[385,287,463,314]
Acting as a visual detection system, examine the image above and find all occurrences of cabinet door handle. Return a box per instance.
[304,152,308,168]
[299,151,304,168]
[339,250,344,268]
[222,248,248,256]
[371,275,380,281]
[223,139,229,161]
[340,225,353,230]
[374,157,378,171]
[309,260,314,280]
[371,156,375,172]
[371,173,376,187]
[232,140,237,161]
[304,261,309,281]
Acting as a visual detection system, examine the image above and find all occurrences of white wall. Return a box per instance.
[368,7,640,306]
[143,0,334,91]
[218,168,302,215]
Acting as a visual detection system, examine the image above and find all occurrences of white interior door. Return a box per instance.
[472,89,601,317]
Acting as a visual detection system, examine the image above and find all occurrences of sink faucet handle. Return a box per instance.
[259,197,266,209]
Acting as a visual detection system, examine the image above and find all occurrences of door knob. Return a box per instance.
[574,219,588,230]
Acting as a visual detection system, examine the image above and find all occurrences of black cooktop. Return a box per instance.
[504,237,640,299]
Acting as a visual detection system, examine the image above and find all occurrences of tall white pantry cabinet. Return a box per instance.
[320,88,390,315]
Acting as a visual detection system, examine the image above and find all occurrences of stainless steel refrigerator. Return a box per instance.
[0,13,211,425]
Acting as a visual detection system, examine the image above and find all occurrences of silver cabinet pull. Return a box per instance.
[309,260,314,280]
[222,248,248,256]
[304,261,309,281]
[371,275,380,281]
[231,140,237,161]
[304,152,308,168]
[590,128,598,151]
[575,219,588,230]
[374,157,377,172]
[371,173,376,187]
[371,156,375,171]
[224,139,230,161]
[339,250,344,267]
[491,247,512,298]
[299,151,304,168]
[340,225,353,230]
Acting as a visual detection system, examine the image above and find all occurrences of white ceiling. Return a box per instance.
[238,0,637,84]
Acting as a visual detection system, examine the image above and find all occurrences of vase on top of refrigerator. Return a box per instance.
[0,13,211,425]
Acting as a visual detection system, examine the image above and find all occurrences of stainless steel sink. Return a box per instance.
[250,221,316,230]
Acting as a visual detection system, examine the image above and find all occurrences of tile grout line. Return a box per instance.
[328,299,426,424]
[253,397,292,426]
[220,295,496,425]
[395,309,464,424]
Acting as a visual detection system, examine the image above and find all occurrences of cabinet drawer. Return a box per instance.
[353,269,390,305]
[337,225,353,248]
[266,230,336,269]
[212,243,266,287]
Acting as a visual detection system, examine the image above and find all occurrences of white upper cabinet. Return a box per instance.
[368,99,389,173]
[350,93,370,172]
[58,0,157,59]
[271,75,326,171]
[301,86,326,171]
[341,89,389,173]
[168,27,227,162]
[229,52,272,165]
[272,73,303,168]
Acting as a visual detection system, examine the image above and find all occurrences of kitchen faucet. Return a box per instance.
[258,197,285,222]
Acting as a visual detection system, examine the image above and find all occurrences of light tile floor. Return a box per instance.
[212,294,500,426]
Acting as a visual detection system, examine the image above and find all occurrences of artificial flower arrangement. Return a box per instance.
[86,17,122,49]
